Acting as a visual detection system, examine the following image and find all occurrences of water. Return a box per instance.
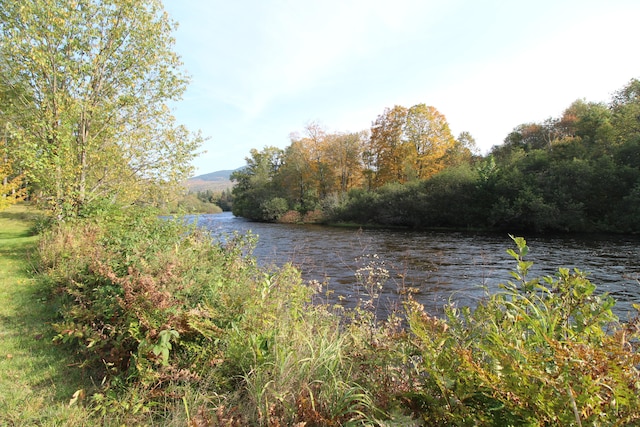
[191,212,640,320]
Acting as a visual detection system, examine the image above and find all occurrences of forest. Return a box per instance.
[232,80,640,233]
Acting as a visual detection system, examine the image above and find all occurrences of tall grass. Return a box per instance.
[5,204,639,425]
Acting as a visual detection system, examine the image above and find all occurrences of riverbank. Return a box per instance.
[3,205,640,425]
[0,205,90,425]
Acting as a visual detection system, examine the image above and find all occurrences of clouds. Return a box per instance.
[164,0,640,174]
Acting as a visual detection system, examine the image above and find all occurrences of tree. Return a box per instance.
[403,104,457,179]
[326,131,365,196]
[0,0,202,218]
[367,104,456,186]
[300,121,334,199]
[0,51,28,210]
[560,100,613,147]
[231,146,285,220]
[443,131,478,167]
[0,157,26,211]
[368,105,409,187]
[278,139,317,212]
[611,78,640,144]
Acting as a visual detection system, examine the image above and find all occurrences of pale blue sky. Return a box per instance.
[163,0,640,176]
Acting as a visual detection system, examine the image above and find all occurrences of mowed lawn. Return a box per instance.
[0,204,89,425]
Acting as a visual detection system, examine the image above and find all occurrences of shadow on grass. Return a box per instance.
[9,279,92,396]
[0,205,95,420]
[0,206,44,224]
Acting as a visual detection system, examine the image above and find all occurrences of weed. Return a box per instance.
[406,236,640,425]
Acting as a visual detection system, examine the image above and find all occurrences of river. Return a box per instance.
[190,212,640,320]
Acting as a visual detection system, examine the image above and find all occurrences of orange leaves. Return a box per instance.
[368,104,457,187]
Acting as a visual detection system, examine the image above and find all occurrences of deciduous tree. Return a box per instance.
[231,146,284,220]
[368,105,408,187]
[0,0,202,218]
[404,104,457,179]
[0,158,26,211]
[611,78,640,144]
[368,104,456,186]
[326,131,365,195]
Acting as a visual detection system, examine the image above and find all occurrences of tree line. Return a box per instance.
[231,105,477,221]
[232,79,640,233]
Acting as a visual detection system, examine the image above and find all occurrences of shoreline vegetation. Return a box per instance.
[2,203,639,425]
[230,79,640,235]
[2,1,640,424]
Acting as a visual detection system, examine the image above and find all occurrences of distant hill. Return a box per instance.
[193,170,235,181]
[185,168,239,192]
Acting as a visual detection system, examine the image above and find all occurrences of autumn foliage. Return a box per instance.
[36,212,640,425]
[232,105,475,222]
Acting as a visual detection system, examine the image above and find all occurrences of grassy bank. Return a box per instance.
[2,204,640,425]
[0,205,90,425]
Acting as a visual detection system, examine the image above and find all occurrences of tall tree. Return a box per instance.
[560,100,613,147]
[403,104,457,179]
[443,131,478,166]
[326,131,365,196]
[611,78,640,144]
[279,139,316,212]
[303,121,334,199]
[0,0,202,218]
[0,50,29,210]
[368,105,408,187]
[231,146,284,220]
[368,104,456,186]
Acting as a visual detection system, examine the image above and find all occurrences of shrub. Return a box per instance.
[37,208,385,424]
[38,209,265,389]
[405,236,640,425]
[277,209,301,223]
[36,212,640,425]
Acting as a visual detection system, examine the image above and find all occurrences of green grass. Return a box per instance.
[0,204,90,426]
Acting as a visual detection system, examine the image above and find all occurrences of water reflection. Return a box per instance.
[191,212,640,320]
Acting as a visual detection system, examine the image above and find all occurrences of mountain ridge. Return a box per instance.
[190,169,236,181]
[185,168,241,192]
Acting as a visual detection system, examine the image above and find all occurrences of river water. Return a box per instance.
[190,212,640,320]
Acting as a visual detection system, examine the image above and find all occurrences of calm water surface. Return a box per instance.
[191,212,640,319]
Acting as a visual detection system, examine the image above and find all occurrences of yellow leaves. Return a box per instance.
[369,103,456,186]
[68,389,86,407]
[0,161,27,211]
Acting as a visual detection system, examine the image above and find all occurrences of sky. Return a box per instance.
[163,0,640,176]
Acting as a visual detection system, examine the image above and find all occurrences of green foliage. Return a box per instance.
[174,193,223,214]
[231,146,286,220]
[36,207,389,424]
[406,236,640,425]
[195,188,234,211]
[332,187,381,225]
[14,203,640,425]
[0,205,93,426]
[0,0,202,219]
[230,78,640,234]
[260,196,289,221]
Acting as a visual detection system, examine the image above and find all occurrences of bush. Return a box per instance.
[36,214,640,424]
[37,208,384,424]
[38,210,266,390]
[405,236,640,425]
[260,197,289,221]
